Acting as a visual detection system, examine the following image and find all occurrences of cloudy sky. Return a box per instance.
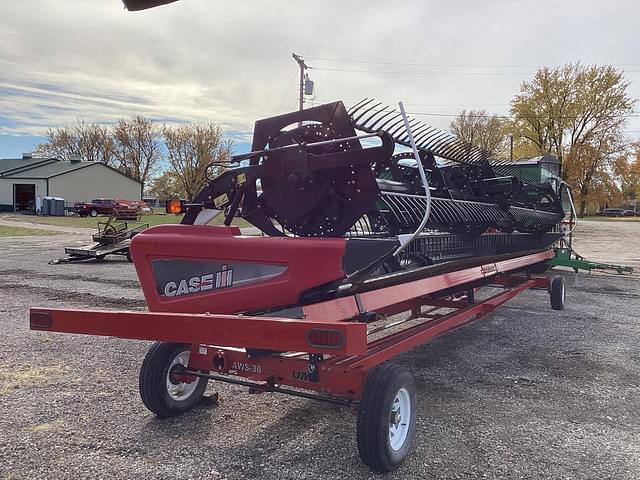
[1,0,639,158]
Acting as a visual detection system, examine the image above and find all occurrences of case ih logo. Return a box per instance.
[163,265,233,297]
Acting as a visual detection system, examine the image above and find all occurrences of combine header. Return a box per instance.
[30,100,570,472]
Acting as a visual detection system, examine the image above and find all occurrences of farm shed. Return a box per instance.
[0,155,142,212]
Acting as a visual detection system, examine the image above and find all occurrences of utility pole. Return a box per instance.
[292,53,309,112]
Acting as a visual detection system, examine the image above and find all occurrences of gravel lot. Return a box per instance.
[1,221,639,479]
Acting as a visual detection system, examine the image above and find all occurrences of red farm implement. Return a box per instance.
[30,101,570,472]
[30,227,565,472]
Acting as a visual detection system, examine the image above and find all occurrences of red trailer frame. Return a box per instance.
[29,249,563,471]
[31,250,554,399]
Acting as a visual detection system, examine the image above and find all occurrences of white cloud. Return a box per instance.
[1,0,639,140]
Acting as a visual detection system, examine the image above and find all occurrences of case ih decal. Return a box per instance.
[162,265,233,297]
[152,259,286,297]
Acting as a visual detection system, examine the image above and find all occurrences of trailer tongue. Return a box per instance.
[29,101,570,472]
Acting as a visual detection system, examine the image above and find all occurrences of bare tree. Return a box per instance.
[35,120,115,165]
[113,116,162,188]
[450,110,506,157]
[163,123,233,201]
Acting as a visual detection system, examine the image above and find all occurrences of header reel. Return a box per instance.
[180,100,565,258]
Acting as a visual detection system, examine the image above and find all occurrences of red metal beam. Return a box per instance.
[360,251,552,314]
[302,250,552,322]
[344,277,546,369]
[29,308,368,356]
[187,346,367,399]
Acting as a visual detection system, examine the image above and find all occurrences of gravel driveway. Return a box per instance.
[0,224,639,479]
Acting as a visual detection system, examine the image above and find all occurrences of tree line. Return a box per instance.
[37,62,639,215]
[35,116,232,202]
[449,63,638,216]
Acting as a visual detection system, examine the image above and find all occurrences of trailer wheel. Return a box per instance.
[126,249,133,262]
[550,275,566,310]
[139,342,208,418]
[357,363,417,472]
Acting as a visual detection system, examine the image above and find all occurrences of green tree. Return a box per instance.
[147,170,185,200]
[614,140,640,205]
[510,63,635,216]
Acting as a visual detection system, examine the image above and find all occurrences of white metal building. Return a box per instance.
[0,155,142,213]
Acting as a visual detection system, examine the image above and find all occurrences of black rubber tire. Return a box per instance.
[139,342,208,418]
[550,275,566,310]
[357,363,417,472]
[126,249,133,263]
[89,209,98,217]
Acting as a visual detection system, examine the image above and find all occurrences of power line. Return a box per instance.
[315,98,510,107]
[276,70,298,113]
[344,105,640,120]
[313,66,640,76]
[405,111,640,120]
[313,67,534,76]
[305,56,640,69]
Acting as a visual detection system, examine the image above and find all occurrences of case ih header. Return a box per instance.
[30,101,570,472]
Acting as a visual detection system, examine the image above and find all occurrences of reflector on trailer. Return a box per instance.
[307,329,345,349]
[166,198,183,214]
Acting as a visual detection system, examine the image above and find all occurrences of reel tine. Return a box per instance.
[368,108,398,130]
[409,124,430,137]
[413,125,440,145]
[383,117,408,136]
[349,98,375,121]
[392,118,417,141]
[389,117,419,138]
[347,97,372,115]
[418,131,451,154]
[396,118,421,143]
[354,101,384,126]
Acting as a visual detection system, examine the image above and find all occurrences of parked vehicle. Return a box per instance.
[117,199,152,214]
[74,198,139,217]
[602,208,626,217]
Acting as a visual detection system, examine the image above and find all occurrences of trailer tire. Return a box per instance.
[139,342,208,418]
[357,363,416,472]
[126,249,133,262]
[550,275,565,310]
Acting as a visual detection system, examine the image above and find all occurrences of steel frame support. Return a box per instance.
[29,251,553,402]
[180,274,549,401]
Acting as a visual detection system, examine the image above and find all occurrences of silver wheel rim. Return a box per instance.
[389,387,411,451]
[166,351,199,401]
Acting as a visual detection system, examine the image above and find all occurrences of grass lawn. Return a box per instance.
[582,216,640,222]
[0,225,60,237]
[5,213,252,229]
